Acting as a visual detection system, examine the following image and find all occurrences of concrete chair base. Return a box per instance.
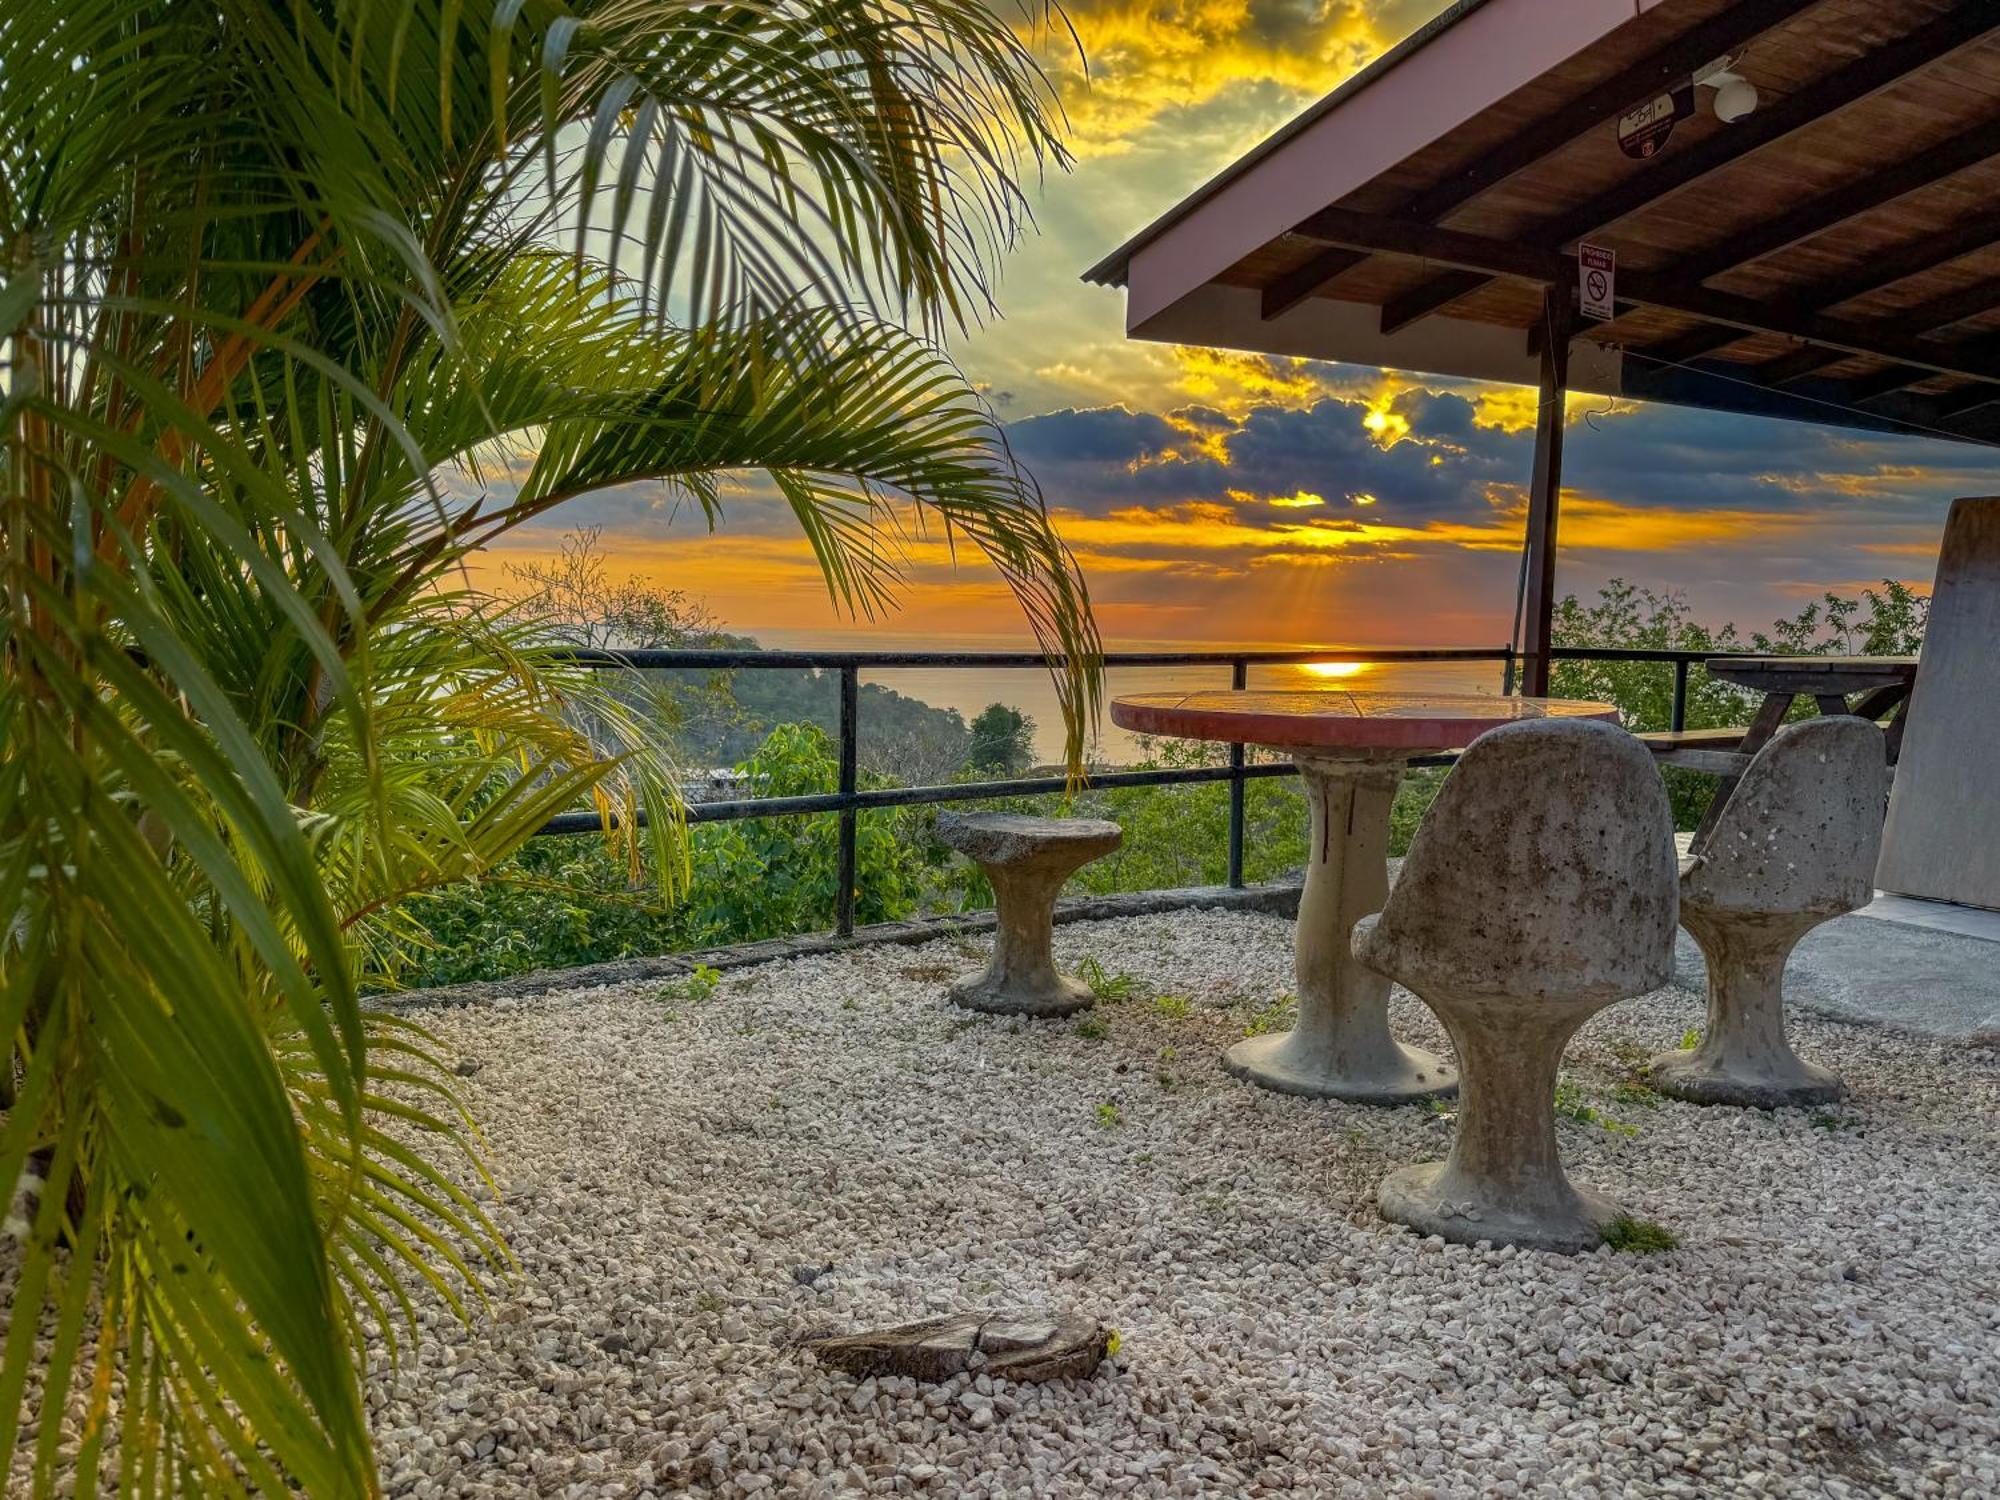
[1378,1160,1622,1256]
[1221,1029,1454,1104]
[949,970,1095,1020]
[1649,913,1845,1108]
[1370,997,1626,1253]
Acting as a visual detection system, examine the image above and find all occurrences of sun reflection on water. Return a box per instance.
[1299,660,1367,680]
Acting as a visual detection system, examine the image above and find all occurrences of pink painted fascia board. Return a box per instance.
[1124,0,1661,328]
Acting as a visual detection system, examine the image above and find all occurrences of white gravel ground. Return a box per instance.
[374,910,2000,1499]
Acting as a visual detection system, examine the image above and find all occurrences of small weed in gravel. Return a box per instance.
[1094,1102,1122,1128]
[1152,993,1192,1021]
[1602,1216,1678,1254]
[1074,1016,1109,1041]
[1610,1081,1663,1110]
[1555,1080,1640,1137]
[1078,956,1141,1002]
[1679,1026,1703,1050]
[1239,993,1295,1037]
[657,964,721,1006]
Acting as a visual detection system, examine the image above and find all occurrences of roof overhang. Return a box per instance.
[1085,0,2000,444]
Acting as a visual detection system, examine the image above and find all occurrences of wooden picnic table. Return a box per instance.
[1108,690,1619,1104]
[1684,654,1917,852]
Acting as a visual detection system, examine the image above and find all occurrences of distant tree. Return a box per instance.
[1753,579,1928,656]
[503,529,744,757]
[1552,577,1928,829]
[505,527,725,650]
[968,703,1037,775]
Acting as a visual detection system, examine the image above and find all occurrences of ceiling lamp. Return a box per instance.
[1708,70,1759,123]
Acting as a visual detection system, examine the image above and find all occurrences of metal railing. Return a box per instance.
[538,644,1732,936]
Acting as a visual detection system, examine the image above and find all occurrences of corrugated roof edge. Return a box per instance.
[1077,0,1496,288]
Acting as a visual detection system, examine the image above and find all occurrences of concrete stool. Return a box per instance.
[1651,716,1885,1108]
[937,812,1122,1017]
[1355,719,1678,1253]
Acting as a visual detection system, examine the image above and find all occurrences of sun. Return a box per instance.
[1301,661,1366,679]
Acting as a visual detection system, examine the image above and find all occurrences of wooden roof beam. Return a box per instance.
[1648,202,2000,370]
[1382,3,2000,333]
[1257,0,1831,322]
[1670,112,2000,287]
[1756,268,2000,386]
[1289,207,2000,389]
[1842,329,2000,406]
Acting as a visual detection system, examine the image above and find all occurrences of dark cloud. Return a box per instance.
[1004,394,1523,518]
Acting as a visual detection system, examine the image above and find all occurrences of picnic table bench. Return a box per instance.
[1639,654,1917,853]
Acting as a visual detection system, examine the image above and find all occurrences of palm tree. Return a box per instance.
[0,0,1096,1492]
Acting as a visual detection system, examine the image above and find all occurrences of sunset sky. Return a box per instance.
[476,0,2000,650]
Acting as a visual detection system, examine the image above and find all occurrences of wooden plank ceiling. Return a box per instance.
[1221,0,2000,443]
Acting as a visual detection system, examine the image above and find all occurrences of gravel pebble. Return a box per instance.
[361,910,2000,1498]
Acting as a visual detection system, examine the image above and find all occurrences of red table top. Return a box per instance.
[1110,690,1620,753]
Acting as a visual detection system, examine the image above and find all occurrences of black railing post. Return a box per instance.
[1227,658,1248,888]
[836,665,859,937]
[1671,657,1691,734]
[1501,646,1517,696]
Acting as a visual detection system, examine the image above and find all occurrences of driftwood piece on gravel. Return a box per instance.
[798,1309,1112,1383]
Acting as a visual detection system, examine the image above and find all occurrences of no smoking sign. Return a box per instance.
[1578,242,1616,321]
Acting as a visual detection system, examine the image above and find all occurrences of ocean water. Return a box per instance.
[754,631,1512,766]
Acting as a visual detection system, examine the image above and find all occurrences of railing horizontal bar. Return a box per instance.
[529,642,1739,840]
[1552,647,1748,663]
[536,755,1461,837]
[554,646,1515,671]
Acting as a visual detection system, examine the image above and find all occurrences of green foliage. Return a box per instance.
[401,722,935,985]
[1074,1016,1110,1041]
[1152,993,1193,1021]
[658,966,723,1006]
[1093,1101,1122,1129]
[1680,1027,1704,1051]
[968,702,1037,775]
[1239,994,1295,1037]
[1077,956,1141,1002]
[1601,1216,1679,1254]
[1552,578,1927,830]
[1554,1080,1641,1137]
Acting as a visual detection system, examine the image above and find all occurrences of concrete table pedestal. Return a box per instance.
[1222,754,1455,1103]
[1110,689,1621,1107]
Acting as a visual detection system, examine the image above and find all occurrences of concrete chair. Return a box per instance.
[1354,718,1678,1253]
[936,812,1122,1017]
[1650,716,1886,1108]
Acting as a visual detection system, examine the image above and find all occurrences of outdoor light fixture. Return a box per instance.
[1710,72,1759,123]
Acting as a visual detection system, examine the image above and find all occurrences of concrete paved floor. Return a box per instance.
[1674,894,2000,1045]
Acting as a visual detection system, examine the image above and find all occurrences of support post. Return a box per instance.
[836,665,859,937]
[1519,284,1573,697]
[1227,658,1248,888]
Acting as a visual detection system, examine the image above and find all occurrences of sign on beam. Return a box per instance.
[1579,242,1616,322]
[1617,85,1694,159]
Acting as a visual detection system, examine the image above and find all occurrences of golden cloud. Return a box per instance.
[1034,0,1412,156]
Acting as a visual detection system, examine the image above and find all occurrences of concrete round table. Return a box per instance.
[1109,690,1622,1104]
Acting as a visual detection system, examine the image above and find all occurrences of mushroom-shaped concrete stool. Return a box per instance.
[936,812,1122,1017]
[1650,716,1885,1108]
[1355,718,1678,1253]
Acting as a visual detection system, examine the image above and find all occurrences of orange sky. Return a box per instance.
[469,0,1997,649]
